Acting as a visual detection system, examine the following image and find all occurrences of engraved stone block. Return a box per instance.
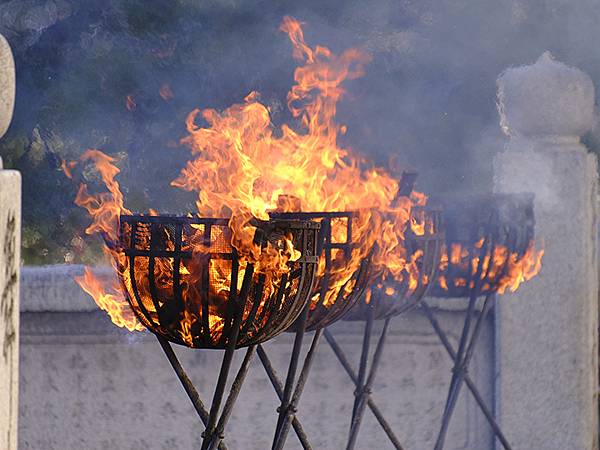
[1,167,21,450]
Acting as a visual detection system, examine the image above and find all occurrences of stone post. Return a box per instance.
[0,33,18,450]
[494,52,598,449]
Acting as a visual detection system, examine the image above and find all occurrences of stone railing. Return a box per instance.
[19,264,493,449]
[494,52,599,449]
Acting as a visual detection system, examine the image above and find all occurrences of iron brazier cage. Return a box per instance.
[324,205,444,450]
[423,193,536,450]
[257,210,374,450]
[112,214,321,450]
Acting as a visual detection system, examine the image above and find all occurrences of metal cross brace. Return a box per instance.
[420,295,513,450]
[255,304,323,450]
[156,335,256,450]
[323,307,407,450]
[155,264,257,450]
[257,333,321,450]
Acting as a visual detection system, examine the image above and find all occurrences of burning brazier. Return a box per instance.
[0,32,18,450]
[253,172,435,450]
[258,209,372,450]
[111,214,320,450]
[423,193,541,450]
[325,205,443,450]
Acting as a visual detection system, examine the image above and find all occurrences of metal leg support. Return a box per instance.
[323,328,405,450]
[257,344,314,450]
[424,295,512,450]
[156,335,228,450]
[323,314,406,450]
[256,302,324,450]
[420,300,512,449]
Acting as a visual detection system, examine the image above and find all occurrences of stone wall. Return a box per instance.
[1,167,21,450]
[19,265,493,450]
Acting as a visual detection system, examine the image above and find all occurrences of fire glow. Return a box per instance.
[63,16,542,335]
[437,239,544,295]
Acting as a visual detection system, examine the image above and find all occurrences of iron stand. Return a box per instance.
[323,305,406,450]
[257,302,323,450]
[154,265,258,450]
[421,296,513,450]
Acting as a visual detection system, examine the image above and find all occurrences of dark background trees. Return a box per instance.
[1,0,599,264]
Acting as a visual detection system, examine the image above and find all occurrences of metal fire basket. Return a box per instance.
[252,171,421,449]
[257,210,373,450]
[113,214,320,450]
[422,193,535,450]
[324,205,443,450]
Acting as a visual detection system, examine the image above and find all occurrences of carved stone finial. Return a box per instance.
[0,33,15,170]
[497,52,595,139]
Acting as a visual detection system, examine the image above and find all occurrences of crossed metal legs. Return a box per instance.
[157,296,512,450]
[420,295,513,450]
[324,296,513,450]
[324,308,406,450]
[257,305,405,450]
[156,334,255,450]
[256,304,322,450]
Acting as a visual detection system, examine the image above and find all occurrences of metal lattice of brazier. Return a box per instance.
[113,214,320,450]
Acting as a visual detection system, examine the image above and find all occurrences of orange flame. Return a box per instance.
[438,240,544,294]
[159,84,174,101]
[65,16,428,332]
[76,267,144,331]
[173,16,424,310]
[125,95,136,111]
[71,150,131,243]
[63,150,144,330]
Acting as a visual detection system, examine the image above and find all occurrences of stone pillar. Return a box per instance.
[0,33,18,450]
[494,52,598,450]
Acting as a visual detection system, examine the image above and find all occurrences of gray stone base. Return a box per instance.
[20,305,493,449]
[1,168,20,450]
[494,143,599,450]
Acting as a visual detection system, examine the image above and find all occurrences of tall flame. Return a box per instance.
[63,150,143,329]
[67,16,531,333]
[173,16,421,310]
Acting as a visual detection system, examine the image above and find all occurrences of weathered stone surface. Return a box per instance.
[494,54,599,450]
[1,168,21,450]
[19,267,495,449]
[497,52,595,139]
[0,34,15,139]
[20,265,113,312]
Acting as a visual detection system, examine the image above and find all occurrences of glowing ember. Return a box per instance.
[437,240,544,295]
[125,95,136,111]
[159,84,174,101]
